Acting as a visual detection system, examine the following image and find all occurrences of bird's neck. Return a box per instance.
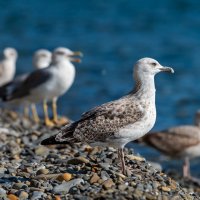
[4,57,16,64]
[132,73,156,99]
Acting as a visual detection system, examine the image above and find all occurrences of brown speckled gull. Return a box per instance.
[138,110,200,181]
[41,57,174,175]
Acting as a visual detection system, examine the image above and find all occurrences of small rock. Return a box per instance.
[0,188,6,194]
[19,191,29,200]
[56,173,72,182]
[161,186,171,192]
[53,178,84,194]
[0,167,7,174]
[98,163,110,170]
[13,182,27,190]
[36,168,49,175]
[100,171,110,181]
[126,155,145,161]
[7,194,19,200]
[35,146,49,156]
[169,179,177,190]
[102,179,115,189]
[67,157,89,165]
[31,191,47,200]
[144,192,157,200]
[118,184,127,191]
[90,173,100,184]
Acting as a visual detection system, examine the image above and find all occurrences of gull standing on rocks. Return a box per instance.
[137,110,200,182]
[41,57,174,175]
[1,47,82,126]
[0,47,18,86]
[26,49,52,121]
[0,49,52,122]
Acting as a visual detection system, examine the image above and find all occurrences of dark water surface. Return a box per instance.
[1,0,200,175]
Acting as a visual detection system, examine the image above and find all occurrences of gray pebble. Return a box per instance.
[31,191,47,200]
[0,188,6,194]
[53,178,84,194]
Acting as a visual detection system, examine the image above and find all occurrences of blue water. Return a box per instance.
[1,0,200,175]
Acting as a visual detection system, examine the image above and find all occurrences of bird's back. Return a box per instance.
[140,125,200,157]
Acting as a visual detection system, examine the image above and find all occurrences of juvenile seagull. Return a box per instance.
[1,47,82,126]
[0,49,52,123]
[138,110,200,181]
[41,57,174,175]
[0,47,18,86]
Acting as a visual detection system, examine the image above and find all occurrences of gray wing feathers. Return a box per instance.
[4,68,52,101]
[56,97,145,144]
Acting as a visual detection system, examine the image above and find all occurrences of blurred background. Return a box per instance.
[1,0,200,175]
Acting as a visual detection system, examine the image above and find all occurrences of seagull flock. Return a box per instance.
[0,47,199,181]
[0,47,82,126]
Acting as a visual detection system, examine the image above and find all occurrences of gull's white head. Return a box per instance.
[134,57,174,76]
[3,47,18,61]
[33,49,52,69]
[52,47,83,63]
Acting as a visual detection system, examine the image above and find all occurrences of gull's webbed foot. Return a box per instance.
[53,116,70,126]
[45,118,55,127]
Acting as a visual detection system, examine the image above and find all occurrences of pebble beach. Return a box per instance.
[0,109,199,200]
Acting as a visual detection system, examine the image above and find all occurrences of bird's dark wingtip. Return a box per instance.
[41,135,58,145]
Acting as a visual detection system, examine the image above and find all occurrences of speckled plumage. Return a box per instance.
[41,57,174,175]
[139,110,200,179]
[141,126,200,158]
[56,95,148,144]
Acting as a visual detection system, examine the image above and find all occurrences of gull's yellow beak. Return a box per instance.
[72,51,83,57]
[68,51,83,63]
[69,57,82,63]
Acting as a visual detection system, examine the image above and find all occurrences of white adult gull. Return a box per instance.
[0,49,52,122]
[25,49,52,121]
[1,47,82,126]
[0,47,18,86]
[41,57,174,175]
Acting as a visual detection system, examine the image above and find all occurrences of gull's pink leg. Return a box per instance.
[118,148,126,175]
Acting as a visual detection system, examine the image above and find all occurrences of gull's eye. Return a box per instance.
[151,62,157,66]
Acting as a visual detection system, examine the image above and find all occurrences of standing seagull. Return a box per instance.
[0,49,52,123]
[1,47,82,126]
[0,47,18,86]
[41,57,174,175]
[27,49,52,121]
[137,110,200,181]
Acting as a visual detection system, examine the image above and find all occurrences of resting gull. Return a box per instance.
[1,47,82,126]
[0,47,18,86]
[0,49,52,123]
[137,110,200,182]
[41,57,174,175]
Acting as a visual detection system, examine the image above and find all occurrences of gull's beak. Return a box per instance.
[159,66,174,73]
[68,51,83,63]
[72,51,83,57]
[69,57,82,63]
